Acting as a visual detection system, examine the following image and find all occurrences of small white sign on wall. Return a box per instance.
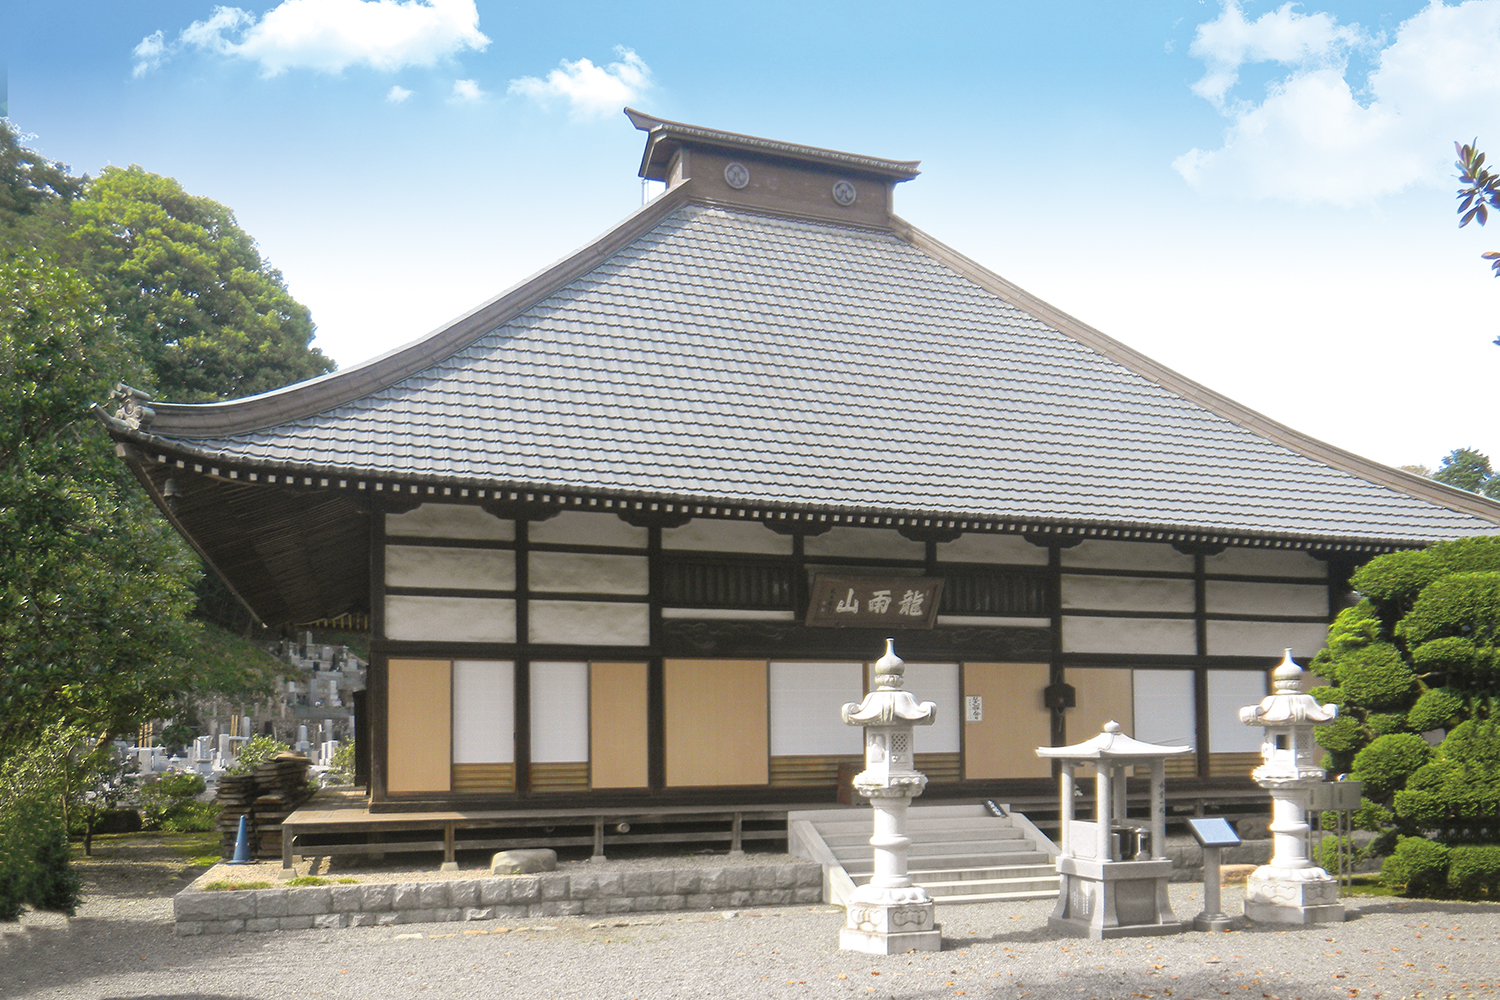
[965,695,983,723]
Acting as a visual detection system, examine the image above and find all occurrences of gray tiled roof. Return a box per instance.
[133,203,1498,543]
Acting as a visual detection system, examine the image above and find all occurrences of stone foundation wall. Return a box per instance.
[1165,839,1273,882]
[174,863,824,936]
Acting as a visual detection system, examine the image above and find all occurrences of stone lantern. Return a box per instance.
[1238,648,1346,925]
[1037,722,1191,939]
[838,638,942,954]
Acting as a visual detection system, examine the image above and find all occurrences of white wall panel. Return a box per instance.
[1061,575,1195,613]
[1205,580,1327,617]
[1204,548,1326,579]
[528,601,650,645]
[883,662,960,753]
[529,511,647,548]
[530,661,589,763]
[804,527,926,560]
[769,662,864,756]
[386,504,513,541]
[529,552,649,594]
[1060,540,1193,573]
[1206,620,1328,658]
[1207,670,1268,752]
[662,519,792,555]
[452,660,514,763]
[386,546,515,590]
[936,532,1047,565]
[1132,670,1196,747]
[1061,616,1197,655]
[385,596,516,642]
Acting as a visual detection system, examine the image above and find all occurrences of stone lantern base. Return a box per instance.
[840,896,942,954]
[1244,866,1346,925]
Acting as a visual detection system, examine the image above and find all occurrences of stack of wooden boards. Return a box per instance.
[215,753,316,859]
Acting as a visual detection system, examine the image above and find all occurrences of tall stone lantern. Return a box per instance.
[838,638,942,954]
[1239,649,1346,925]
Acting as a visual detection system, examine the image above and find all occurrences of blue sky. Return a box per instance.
[7,0,1500,471]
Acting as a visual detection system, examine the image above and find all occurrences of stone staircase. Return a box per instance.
[788,802,1059,907]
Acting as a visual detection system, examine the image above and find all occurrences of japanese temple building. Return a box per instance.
[100,110,1500,813]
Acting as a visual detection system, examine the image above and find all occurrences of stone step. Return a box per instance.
[832,839,1045,863]
[915,875,1061,897]
[813,816,1018,835]
[842,851,1052,874]
[818,824,1025,845]
[902,864,1057,882]
[927,888,1061,904]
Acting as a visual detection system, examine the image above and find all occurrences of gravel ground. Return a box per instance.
[6,865,1500,1000]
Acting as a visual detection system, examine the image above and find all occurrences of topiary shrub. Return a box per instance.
[1337,643,1419,711]
[1312,602,1384,682]
[1447,844,1500,900]
[1399,572,1500,648]
[1381,836,1450,896]
[1394,720,1500,831]
[1353,733,1434,801]
[1366,712,1409,736]
[1407,687,1464,733]
[1432,536,1500,576]
[1314,834,1364,875]
[1352,551,1442,609]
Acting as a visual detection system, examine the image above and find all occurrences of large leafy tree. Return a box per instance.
[1432,447,1500,501]
[69,165,333,402]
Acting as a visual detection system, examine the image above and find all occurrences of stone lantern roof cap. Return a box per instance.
[1240,649,1338,726]
[1036,720,1192,761]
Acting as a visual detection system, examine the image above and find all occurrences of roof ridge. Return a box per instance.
[888,214,1500,529]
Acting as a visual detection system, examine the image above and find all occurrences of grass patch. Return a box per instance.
[202,880,273,891]
[1342,874,1399,897]
[187,855,222,867]
[285,876,329,887]
[170,833,220,859]
[337,878,360,884]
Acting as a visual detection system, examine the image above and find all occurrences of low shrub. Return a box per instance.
[160,801,218,834]
[1380,836,1450,897]
[138,771,207,830]
[227,736,292,776]
[71,808,141,836]
[26,830,80,916]
[1314,834,1362,875]
[1447,845,1500,900]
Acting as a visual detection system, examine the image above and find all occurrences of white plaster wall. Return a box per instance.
[385,596,516,643]
[1204,547,1327,579]
[529,661,590,762]
[386,546,515,590]
[1061,575,1195,613]
[452,660,514,763]
[1060,540,1193,573]
[769,662,865,756]
[1207,669,1268,752]
[529,552,649,594]
[386,504,513,541]
[662,519,792,555]
[1205,580,1328,617]
[936,532,1047,565]
[528,510,647,548]
[885,662,960,753]
[1132,670,1196,747]
[529,601,650,645]
[1061,616,1197,656]
[1205,620,1328,658]
[804,527,926,560]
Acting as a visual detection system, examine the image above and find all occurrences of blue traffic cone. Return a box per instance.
[227,813,253,864]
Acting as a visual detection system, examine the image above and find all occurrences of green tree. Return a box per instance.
[1455,139,1500,280]
[68,165,334,402]
[0,253,202,752]
[1433,448,1500,500]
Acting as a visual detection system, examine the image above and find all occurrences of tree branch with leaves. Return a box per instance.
[1455,139,1500,279]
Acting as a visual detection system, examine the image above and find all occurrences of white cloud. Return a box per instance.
[132,0,489,77]
[449,78,483,102]
[386,84,413,102]
[1176,0,1500,205]
[132,30,169,78]
[508,46,650,120]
